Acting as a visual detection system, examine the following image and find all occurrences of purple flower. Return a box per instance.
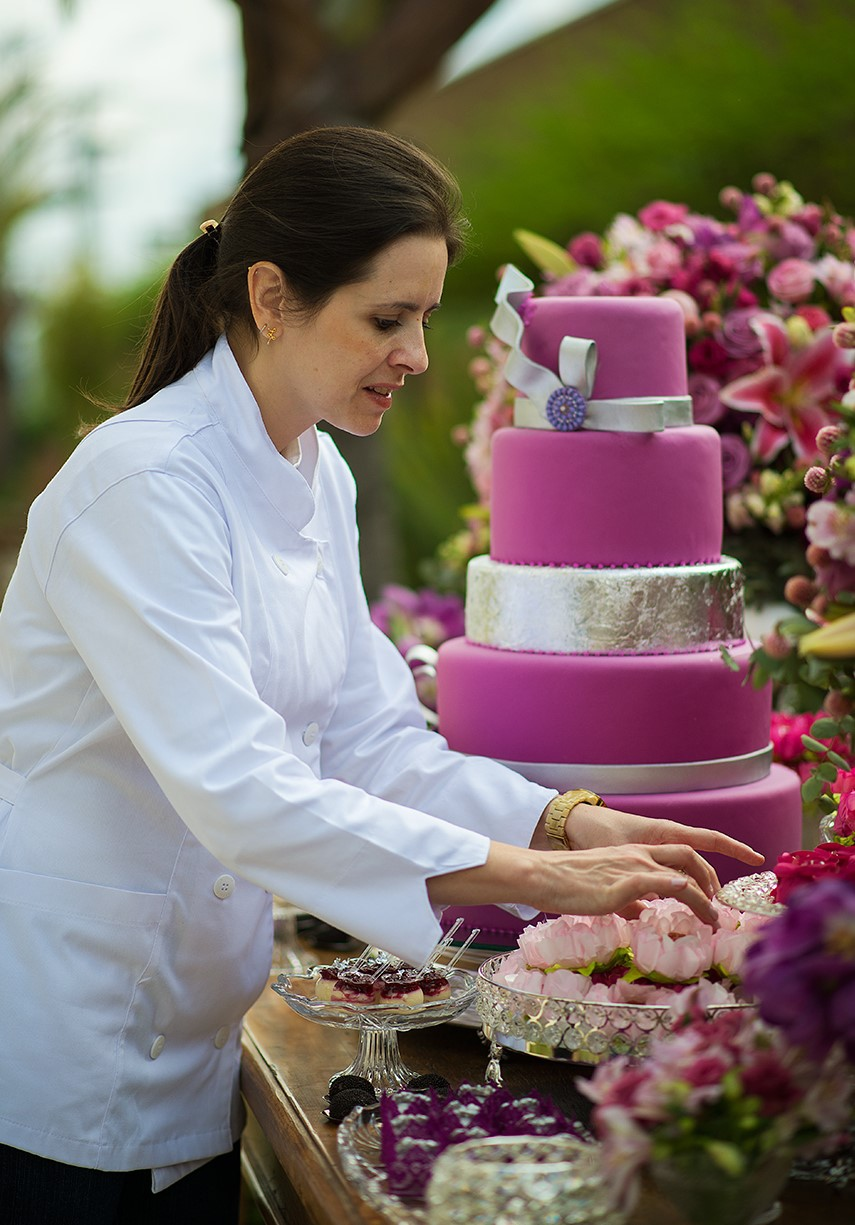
[742,878,855,1061]
[688,373,724,425]
[768,219,817,262]
[719,434,752,491]
[719,309,767,361]
[369,585,464,652]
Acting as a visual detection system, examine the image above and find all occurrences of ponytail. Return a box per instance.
[122,225,223,409]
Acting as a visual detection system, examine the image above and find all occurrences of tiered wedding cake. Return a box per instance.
[436,266,802,947]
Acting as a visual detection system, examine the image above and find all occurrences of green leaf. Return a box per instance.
[513,228,576,277]
[802,775,825,803]
[720,645,741,673]
[778,615,816,637]
[815,762,840,783]
[703,1139,747,1177]
[827,751,851,772]
[810,717,840,739]
[802,734,831,753]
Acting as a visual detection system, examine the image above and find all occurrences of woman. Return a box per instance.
[0,126,762,1222]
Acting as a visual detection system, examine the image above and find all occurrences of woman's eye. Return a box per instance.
[374,318,400,332]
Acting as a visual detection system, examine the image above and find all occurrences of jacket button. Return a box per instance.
[150,1035,166,1060]
[273,555,289,575]
[213,874,235,899]
[214,1026,230,1049]
[302,722,319,747]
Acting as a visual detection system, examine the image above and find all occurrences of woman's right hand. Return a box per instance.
[427,839,723,928]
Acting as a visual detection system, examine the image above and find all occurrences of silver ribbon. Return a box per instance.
[496,745,774,795]
[490,264,692,433]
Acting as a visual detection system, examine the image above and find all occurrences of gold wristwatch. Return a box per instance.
[544,788,605,850]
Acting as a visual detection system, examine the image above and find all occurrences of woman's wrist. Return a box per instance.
[542,789,605,850]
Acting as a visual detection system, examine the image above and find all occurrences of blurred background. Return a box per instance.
[2,0,854,600]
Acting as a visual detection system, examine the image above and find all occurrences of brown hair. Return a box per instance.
[122,126,468,410]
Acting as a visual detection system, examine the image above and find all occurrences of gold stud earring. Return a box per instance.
[265,325,278,345]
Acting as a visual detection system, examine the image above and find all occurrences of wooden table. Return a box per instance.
[241,977,855,1225]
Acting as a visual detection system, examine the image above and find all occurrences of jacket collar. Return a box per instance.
[193,335,320,533]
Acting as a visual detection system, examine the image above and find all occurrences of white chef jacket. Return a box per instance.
[0,334,553,1184]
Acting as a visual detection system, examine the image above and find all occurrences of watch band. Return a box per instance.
[544,788,606,850]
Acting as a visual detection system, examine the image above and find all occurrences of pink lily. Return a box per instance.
[720,316,844,461]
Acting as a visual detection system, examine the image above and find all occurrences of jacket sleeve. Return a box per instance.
[318,442,555,847]
[38,464,502,965]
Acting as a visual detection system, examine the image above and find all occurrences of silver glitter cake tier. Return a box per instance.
[465,555,744,655]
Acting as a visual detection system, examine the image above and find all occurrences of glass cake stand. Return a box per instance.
[716,870,784,917]
[270,967,476,1092]
[475,955,755,1078]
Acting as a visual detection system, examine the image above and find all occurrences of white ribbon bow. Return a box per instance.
[490,265,692,433]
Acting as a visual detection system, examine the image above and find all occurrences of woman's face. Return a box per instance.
[271,232,448,442]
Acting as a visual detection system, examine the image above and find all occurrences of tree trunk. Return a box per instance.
[229,0,496,596]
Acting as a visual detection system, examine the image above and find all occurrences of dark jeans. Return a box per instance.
[0,1141,241,1225]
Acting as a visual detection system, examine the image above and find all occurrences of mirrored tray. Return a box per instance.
[337,1103,427,1224]
[271,966,476,1091]
[475,955,754,1070]
[716,870,784,917]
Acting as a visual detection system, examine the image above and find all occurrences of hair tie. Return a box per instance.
[199,218,221,244]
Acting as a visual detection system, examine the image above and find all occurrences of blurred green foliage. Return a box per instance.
[5,0,855,589]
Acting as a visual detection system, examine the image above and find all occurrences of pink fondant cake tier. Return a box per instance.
[436,638,769,767]
[520,294,688,400]
[440,764,803,950]
[490,426,723,568]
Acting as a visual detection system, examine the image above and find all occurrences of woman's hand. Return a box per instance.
[532,801,765,897]
[427,839,725,929]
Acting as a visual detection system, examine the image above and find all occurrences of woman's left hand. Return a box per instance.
[556,802,765,895]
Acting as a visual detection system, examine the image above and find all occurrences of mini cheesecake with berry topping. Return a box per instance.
[419,968,451,1003]
[329,969,379,1005]
[378,968,424,1007]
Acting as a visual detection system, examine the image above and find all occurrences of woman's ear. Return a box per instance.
[247,261,288,332]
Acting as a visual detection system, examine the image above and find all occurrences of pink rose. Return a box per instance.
[807,499,855,566]
[767,257,815,303]
[815,255,855,304]
[568,232,605,269]
[631,928,712,982]
[518,913,629,969]
[835,791,855,838]
[688,336,731,377]
[638,200,688,231]
[741,1052,801,1117]
[645,238,682,280]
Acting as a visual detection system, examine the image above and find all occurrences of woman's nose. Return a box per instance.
[392,327,429,375]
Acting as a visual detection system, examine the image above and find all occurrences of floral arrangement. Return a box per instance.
[494,898,765,1007]
[742,877,855,1062]
[458,175,855,604]
[368,583,464,713]
[580,1002,852,1215]
[750,326,855,813]
[771,842,855,903]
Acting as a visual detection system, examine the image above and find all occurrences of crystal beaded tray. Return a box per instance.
[716,870,784,917]
[475,955,753,1066]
